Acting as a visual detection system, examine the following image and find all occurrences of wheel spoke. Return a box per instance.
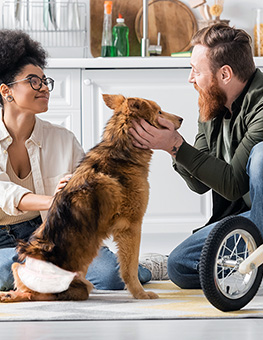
[215,229,258,299]
[200,217,262,311]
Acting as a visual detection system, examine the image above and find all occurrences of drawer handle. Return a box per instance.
[83,79,92,86]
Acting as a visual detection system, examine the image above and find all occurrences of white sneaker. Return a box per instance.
[139,253,169,280]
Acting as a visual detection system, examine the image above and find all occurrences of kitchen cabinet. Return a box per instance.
[39,68,82,144]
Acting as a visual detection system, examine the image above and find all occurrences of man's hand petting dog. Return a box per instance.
[129,116,184,158]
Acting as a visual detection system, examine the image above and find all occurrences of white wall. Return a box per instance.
[181,0,262,41]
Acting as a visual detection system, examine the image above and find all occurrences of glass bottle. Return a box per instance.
[101,1,114,57]
[112,14,129,57]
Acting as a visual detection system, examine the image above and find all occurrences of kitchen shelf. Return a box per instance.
[2,1,89,56]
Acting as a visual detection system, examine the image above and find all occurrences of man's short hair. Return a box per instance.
[191,23,255,82]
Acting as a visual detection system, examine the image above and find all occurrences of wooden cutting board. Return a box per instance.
[135,0,197,55]
[90,0,197,57]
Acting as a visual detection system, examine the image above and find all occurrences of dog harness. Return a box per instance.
[17,257,77,294]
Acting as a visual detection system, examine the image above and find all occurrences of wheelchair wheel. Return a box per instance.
[200,216,263,311]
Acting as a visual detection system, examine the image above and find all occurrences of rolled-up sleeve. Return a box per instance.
[0,171,31,216]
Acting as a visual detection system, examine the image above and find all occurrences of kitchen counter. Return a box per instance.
[47,57,263,69]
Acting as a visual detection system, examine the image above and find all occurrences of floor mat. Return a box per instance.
[0,281,263,321]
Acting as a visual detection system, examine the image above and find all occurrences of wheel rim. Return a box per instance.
[214,229,258,299]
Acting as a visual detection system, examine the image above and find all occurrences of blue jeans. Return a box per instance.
[86,247,151,290]
[168,142,263,289]
[0,215,42,291]
[0,217,151,291]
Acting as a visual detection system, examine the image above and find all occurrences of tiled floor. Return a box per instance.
[1,319,263,340]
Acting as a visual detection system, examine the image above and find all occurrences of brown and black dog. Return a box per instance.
[0,94,182,302]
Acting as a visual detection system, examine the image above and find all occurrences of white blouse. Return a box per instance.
[0,116,85,220]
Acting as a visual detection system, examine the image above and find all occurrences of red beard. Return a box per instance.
[194,78,227,122]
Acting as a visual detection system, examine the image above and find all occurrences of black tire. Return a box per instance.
[200,216,263,312]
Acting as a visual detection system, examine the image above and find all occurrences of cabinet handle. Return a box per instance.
[83,79,92,86]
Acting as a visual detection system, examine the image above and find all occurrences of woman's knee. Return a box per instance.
[0,248,17,291]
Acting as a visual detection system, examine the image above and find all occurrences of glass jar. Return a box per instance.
[254,9,263,56]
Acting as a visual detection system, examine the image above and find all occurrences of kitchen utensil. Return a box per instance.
[68,0,80,30]
[73,1,80,30]
[49,0,58,30]
[204,4,212,20]
[209,0,224,20]
[135,0,197,55]
[55,0,61,29]
[43,0,49,30]
[9,0,19,26]
[67,0,74,30]
[189,0,208,21]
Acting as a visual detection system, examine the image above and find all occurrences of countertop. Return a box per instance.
[47,57,263,69]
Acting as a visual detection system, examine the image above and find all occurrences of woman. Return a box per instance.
[0,29,166,292]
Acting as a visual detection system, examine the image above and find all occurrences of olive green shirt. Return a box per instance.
[174,68,263,221]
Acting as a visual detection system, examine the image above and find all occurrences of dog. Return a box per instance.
[0,94,182,302]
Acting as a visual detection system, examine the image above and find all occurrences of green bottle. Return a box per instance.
[101,1,115,57]
[112,14,129,57]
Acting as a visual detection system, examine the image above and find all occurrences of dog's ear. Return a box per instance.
[102,94,126,110]
[128,98,151,117]
[127,98,141,111]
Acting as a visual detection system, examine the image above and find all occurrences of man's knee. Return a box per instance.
[167,250,201,289]
[167,254,187,288]
[247,142,263,179]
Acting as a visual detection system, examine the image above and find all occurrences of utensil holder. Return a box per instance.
[197,19,230,30]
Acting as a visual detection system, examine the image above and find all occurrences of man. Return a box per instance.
[129,23,263,289]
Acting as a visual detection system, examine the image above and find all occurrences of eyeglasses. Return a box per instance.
[7,75,54,92]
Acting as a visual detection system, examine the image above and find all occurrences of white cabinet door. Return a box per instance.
[82,68,212,238]
[40,68,82,144]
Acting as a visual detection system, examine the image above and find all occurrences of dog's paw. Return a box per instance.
[0,290,32,303]
[135,290,159,299]
[145,291,159,299]
[0,291,16,303]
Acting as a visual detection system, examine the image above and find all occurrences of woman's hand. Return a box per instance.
[17,174,73,212]
[54,174,72,195]
[129,116,184,157]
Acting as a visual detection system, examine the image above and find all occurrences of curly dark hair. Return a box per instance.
[0,29,48,105]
